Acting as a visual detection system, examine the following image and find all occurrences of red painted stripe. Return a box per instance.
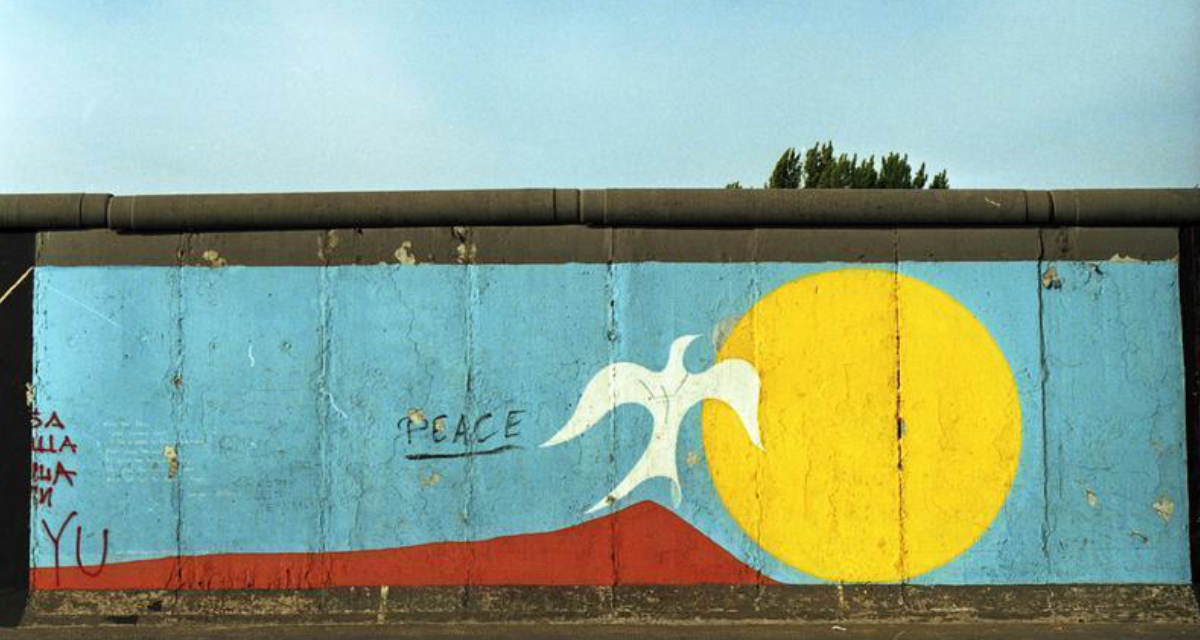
[31,501,770,590]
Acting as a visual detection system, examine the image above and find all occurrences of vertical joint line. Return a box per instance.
[750,230,767,591]
[171,237,187,595]
[605,227,619,599]
[317,259,333,570]
[1035,229,1053,572]
[892,229,907,585]
[462,232,479,609]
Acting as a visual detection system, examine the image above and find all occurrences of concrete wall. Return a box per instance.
[14,225,1190,596]
[2,225,1196,623]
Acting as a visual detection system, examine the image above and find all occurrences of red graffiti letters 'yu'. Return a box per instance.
[29,408,113,585]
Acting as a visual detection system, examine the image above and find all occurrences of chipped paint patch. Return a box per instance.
[686,451,701,468]
[1041,267,1061,289]
[456,242,477,264]
[377,585,389,624]
[1154,497,1175,523]
[419,470,441,488]
[1086,489,1099,508]
[394,242,417,265]
[163,445,179,479]
[451,226,476,264]
[407,408,426,425]
[25,382,36,410]
[318,230,341,262]
[201,250,227,268]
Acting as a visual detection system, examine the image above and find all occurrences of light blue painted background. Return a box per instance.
[29,261,1190,584]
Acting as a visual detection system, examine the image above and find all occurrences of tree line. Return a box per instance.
[727,141,948,190]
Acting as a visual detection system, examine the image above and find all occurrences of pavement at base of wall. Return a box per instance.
[1,623,1200,640]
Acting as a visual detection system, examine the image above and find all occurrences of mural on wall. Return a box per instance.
[27,261,1189,589]
[544,333,762,512]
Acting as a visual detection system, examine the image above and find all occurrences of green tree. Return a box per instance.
[802,142,833,188]
[851,155,879,188]
[767,148,802,189]
[732,141,949,190]
[929,170,949,189]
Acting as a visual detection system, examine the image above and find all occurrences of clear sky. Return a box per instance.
[2,0,1198,193]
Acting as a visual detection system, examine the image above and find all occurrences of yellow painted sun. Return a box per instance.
[702,268,1021,582]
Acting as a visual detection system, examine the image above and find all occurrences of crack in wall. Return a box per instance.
[1035,230,1054,577]
[604,227,619,613]
[892,229,908,597]
[316,230,334,587]
[462,226,479,613]
[170,233,188,599]
[750,229,768,605]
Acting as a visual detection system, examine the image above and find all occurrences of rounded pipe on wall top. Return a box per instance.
[106,189,568,231]
[580,189,1034,226]
[0,193,110,229]
[1049,189,1200,225]
[0,188,1198,230]
[577,188,1200,226]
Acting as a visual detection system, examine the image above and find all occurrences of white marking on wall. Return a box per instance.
[542,334,762,513]
[43,284,122,328]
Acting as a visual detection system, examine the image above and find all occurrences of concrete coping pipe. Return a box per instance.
[1,188,1198,230]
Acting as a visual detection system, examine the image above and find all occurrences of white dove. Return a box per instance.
[542,334,763,513]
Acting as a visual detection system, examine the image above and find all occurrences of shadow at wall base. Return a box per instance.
[10,585,1199,627]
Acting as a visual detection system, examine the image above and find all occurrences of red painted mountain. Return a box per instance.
[31,501,769,590]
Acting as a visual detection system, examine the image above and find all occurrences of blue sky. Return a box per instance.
[2,0,1197,193]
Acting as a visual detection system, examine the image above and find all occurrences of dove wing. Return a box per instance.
[541,362,659,447]
[688,358,763,449]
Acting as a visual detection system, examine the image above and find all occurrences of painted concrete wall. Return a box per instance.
[27,256,1189,589]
